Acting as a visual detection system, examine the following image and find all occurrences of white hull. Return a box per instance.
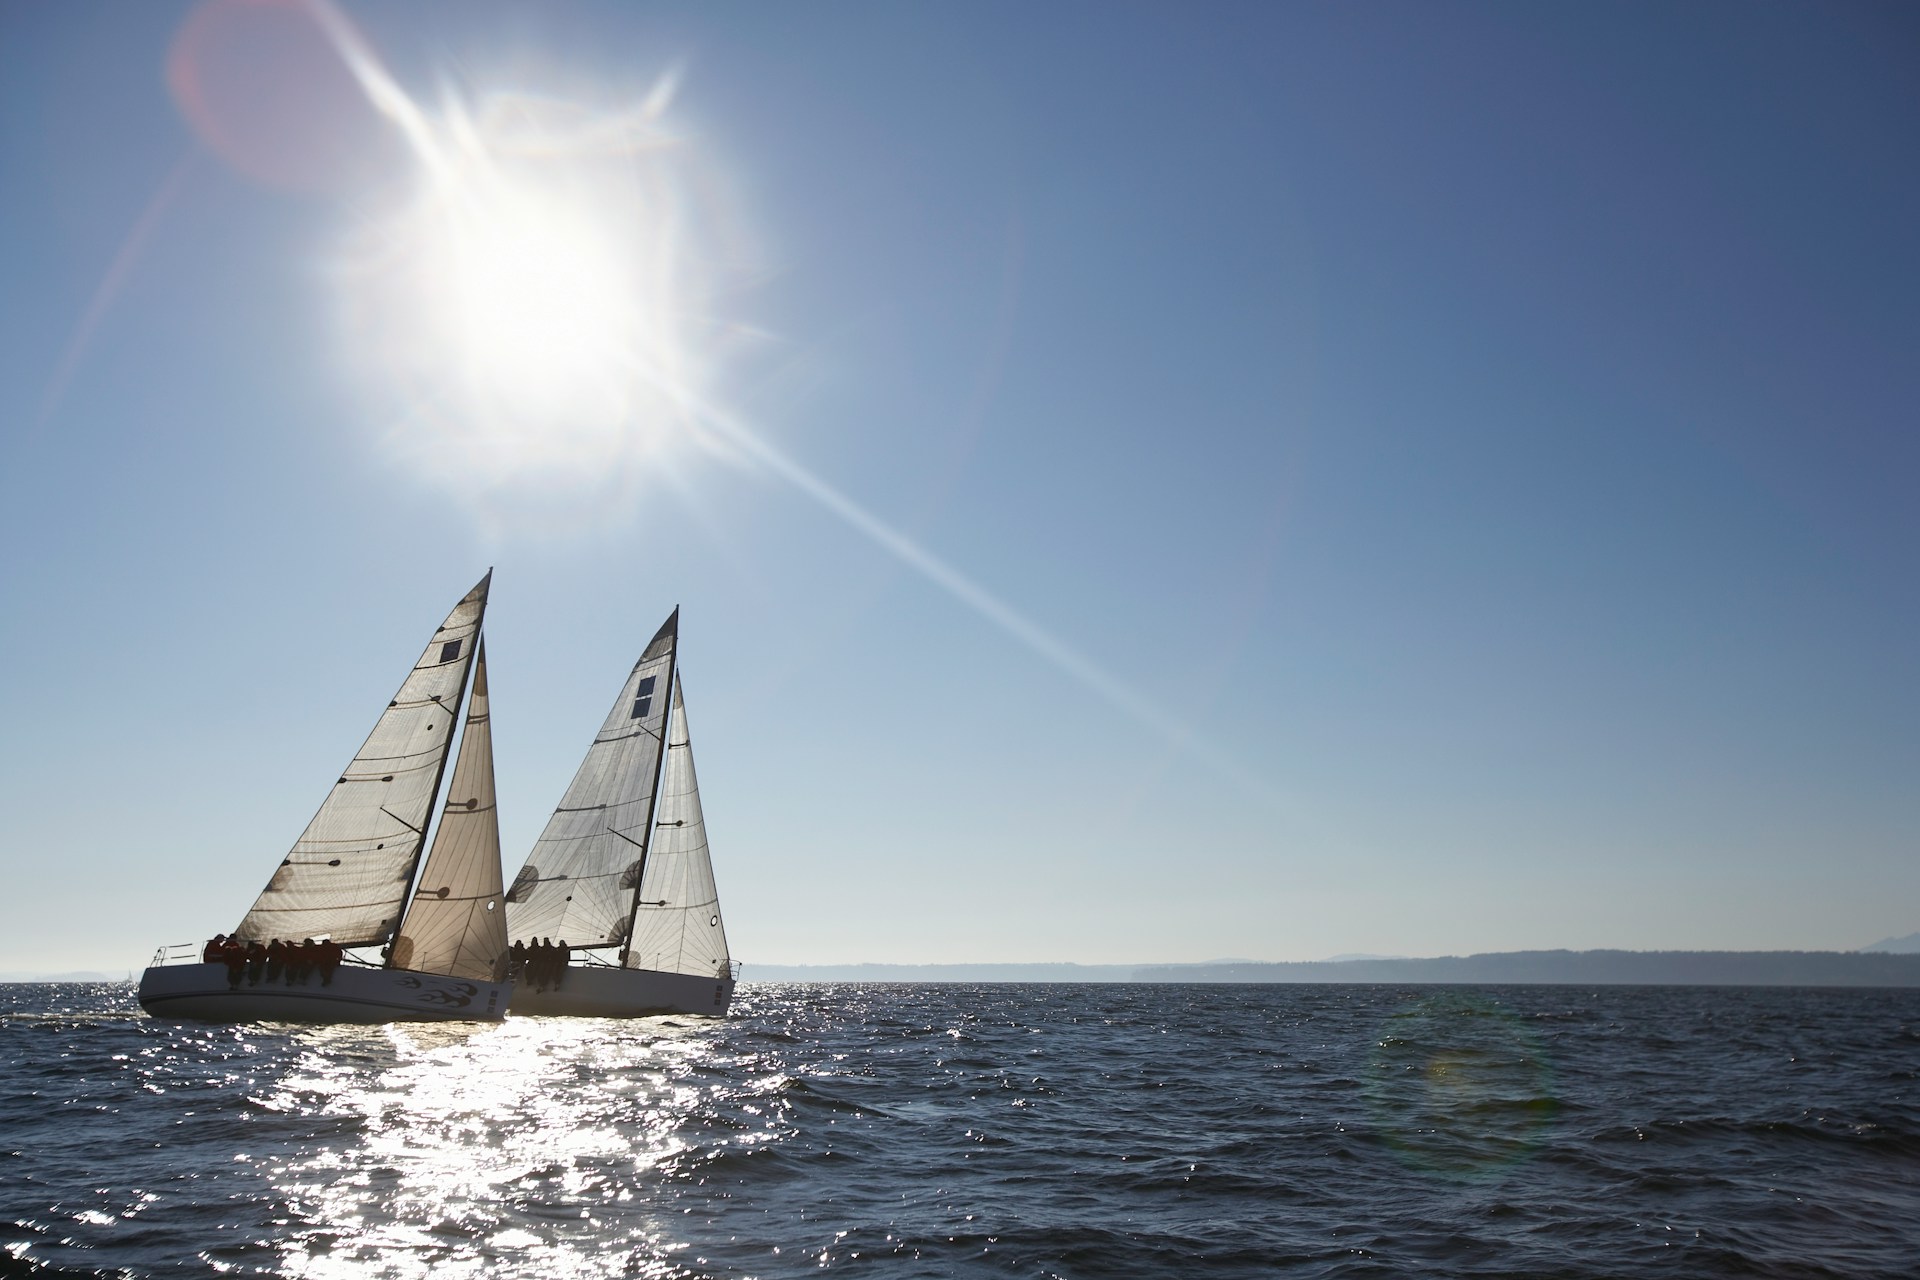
[138,961,510,1023]
[508,963,732,1018]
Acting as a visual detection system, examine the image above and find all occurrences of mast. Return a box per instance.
[385,571,490,965]
[617,606,678,965]
[391,637,509,980]
[624,668,730,978]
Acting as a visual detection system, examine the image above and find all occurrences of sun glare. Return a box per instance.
[426,143,642,416]
[311,3,740,505]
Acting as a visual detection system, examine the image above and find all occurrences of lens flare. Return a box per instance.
[1364,991,1558,1180]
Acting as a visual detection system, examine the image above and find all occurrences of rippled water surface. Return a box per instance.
[3,982,1916,1277]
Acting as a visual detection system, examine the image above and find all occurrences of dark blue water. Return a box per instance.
[3,982,1916,1278]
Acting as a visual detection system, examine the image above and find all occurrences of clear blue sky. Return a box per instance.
[2,1,1914,974]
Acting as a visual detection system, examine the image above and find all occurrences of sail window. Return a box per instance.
[440,640,462,664]
[630,675,657,720]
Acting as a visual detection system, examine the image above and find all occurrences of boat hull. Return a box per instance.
[508,964,733,1018]
[138,962,510,1023]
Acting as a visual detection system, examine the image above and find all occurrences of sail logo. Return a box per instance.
[630,674,657,720]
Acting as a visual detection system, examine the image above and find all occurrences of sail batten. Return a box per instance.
[231,573,490,947]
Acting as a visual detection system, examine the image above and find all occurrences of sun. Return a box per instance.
[401,105,685,445]
[325,52,727,499]
[430,156,639,412]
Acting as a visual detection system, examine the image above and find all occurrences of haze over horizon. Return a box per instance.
[2,2,1914,977]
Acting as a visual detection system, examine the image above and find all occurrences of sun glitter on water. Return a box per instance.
[260,1018,735,1278]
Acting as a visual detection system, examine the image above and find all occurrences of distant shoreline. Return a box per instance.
[737,949,1920,986]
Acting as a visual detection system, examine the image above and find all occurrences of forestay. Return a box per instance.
[625,672,731,978]
[233,574,489,947]
[390,640,508,980]
[505,610,678,952]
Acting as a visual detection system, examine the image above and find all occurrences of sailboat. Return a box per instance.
[503,607,734,1017]
[137,574,514,1023]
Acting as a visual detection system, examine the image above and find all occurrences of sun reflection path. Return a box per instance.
[257,1017,779,1279]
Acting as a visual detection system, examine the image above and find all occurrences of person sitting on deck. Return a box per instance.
[203,935,227,963]
[244,940,267,985]
[288,939,314,985]
[528,939,546,992]
[221,938,247,989]
[317,938,342,986]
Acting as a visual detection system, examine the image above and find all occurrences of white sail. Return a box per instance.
[390,640,508,981]
[233,573,490,947]
[625,672,731,978]
[505,610,677,952]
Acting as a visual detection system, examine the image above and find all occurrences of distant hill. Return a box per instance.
[1133,950,1920,986]
[740,951,1920,986]
[742,962,1138,983]
[1861,932,1920,954]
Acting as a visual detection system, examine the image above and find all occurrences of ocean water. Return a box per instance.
[2,982,1916,1278]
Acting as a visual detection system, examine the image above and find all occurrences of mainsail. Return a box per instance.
[505,610,678,952]
[389,640,508,980]
[233,573,490,947]
[625,671,731,978]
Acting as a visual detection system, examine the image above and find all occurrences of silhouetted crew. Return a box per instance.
[222,939,247,989]
[554,940,570,990]
[245,940,267,985]
[318,939,342,986]
[536,938,558,992]
[509,939,526,982]
[203,934,227,963]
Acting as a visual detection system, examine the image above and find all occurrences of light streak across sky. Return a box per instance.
[271,0,1281,798]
